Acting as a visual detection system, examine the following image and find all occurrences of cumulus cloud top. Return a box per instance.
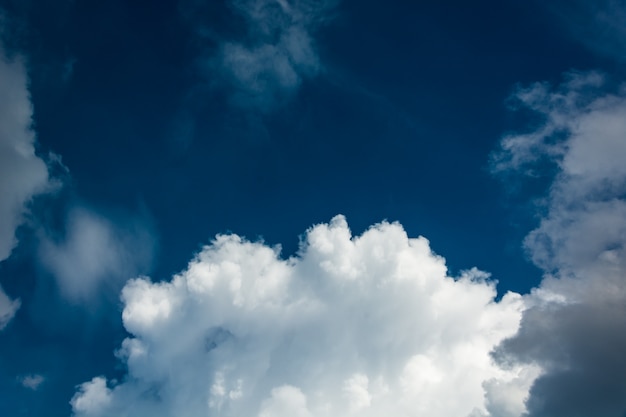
[492,72,626,417]
[72,215,535,417]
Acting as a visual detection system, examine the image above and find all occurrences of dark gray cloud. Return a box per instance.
[492,72,626,417]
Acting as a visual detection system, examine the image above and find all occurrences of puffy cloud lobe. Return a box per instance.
[492,72,626,417]
[216,0,332,108]
[72,215,533,417]
[39,208,156,302]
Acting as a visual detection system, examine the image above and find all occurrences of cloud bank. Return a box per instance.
[214,0,335,108]
[492,72,626,417]
[71,216,536,417]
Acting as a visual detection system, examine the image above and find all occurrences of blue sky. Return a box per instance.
[1,1,626,416]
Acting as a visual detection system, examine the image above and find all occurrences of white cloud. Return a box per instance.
[214,0,333,108]
[0,284,21,330]
[0,48,50,261]
[543,0,626,62]
[39,208,156,302]
[72,215,534,417]
[19,374,45,390]
[492,72,626,417]
[0,46,51,329]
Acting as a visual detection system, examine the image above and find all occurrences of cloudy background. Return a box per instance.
[0,0,625,416]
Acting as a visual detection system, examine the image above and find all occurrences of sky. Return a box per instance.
[1,0,626,416]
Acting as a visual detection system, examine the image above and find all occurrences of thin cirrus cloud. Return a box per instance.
[491,72,626,417]
[0,46,50,329]
[212,0,335,109]
[70,215,539,417]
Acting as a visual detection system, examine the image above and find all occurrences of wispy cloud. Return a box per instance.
[71,216,536,417]
[0,48,50,262]
[39,208,156,303]
[492,72,626,417]
[0,46,51,329]
[0,285,21,330]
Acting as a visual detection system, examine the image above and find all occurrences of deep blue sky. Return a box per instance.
[1,0,624,416]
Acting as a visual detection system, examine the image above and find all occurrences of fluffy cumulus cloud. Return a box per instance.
[216,0,334,108]
[0,47,50,328]
[39,208,156,302]
[492,72,626,417]
[71,215,537,417]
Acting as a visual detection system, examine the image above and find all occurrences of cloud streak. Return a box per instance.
[71,216,535,417]
[492,72,626,417]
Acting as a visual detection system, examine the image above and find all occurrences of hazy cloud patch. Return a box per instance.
[210,0,336,109]
[0,285,21,330]
[39,208,156,303]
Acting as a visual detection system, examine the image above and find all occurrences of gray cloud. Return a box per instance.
[492,72,626,417]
